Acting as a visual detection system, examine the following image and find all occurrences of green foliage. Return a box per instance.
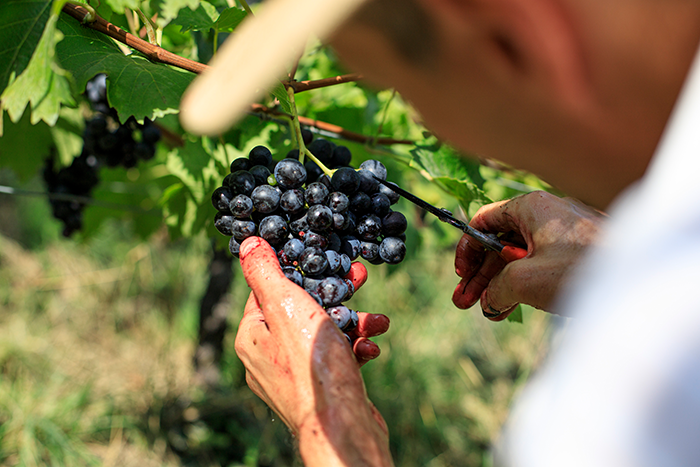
[171,1,247,33]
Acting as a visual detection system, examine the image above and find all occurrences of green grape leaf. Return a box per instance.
[170,0,218,32]
[1,9,75,128]
[410,144,490,215]
[0,0,52,96]
[171,2,247,33]
[0,109,53,181]
[56,15,196,123]
[213,7,247,32]
[102,0,141,14]
[506,305,523,323]
[158,0,200,21]
[270,83,292,114]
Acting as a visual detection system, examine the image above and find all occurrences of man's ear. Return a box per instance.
[421,0,593,110]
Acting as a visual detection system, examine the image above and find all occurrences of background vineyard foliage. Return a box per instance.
[0,0,555,465]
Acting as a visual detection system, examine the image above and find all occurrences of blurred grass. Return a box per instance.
[0,179,551,467]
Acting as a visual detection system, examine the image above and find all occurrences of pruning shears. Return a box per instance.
[374,177,528,263]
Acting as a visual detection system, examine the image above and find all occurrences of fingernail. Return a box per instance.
[240,236,263,260]
[482,305,503,319]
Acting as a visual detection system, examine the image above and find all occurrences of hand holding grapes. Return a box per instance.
[452,191,604,319]
[235,237,394,466]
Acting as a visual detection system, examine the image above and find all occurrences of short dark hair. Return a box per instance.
[350,0,437,67]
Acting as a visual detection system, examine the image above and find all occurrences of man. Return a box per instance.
[180,0,700,465]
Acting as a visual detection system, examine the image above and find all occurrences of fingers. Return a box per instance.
[452,251,507,309]
[348,312,390,339]
[239,237,288,304]
[345,261,368,290]
[353,337,381,367]
[455,233,486,279]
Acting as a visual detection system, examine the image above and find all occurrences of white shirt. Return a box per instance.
[498,45,700,467]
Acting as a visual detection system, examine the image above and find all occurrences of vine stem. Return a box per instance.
[237,0,254,16]
[285,74,363,93]
[285,87,334,177]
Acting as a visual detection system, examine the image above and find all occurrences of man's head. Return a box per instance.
[333,0,700,208]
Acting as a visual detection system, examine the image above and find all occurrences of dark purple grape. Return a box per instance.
[225,170,256,196]
[249,145,273,167]
[379,182,400,204]
[318,276,348,307]
[317,174,332,189]
[230,157,251,172]
[360,241,380,262]
[325,250,342,274]
[307,205,333,231]
[258,215,289,245]
[332,213,348,231]
[359,159,387,180]
[214,212,235,236]
[357,214,382,241]
[326,305,353,330]
[232,219,257,241]
[289,215,309,237]
[286,149,300,160]
[327,232,341,252]
[344,308,359,332]
[328,192,349,213]
[304,182,329,206]
[141,123,161,145]
[357,169,380,194]
[212,186,234,212]
[379,237,406,264]
[304,160,323,183]
[229,194,254,218]
[280,188,305,214]
[303,231,328,250]
[349,192,371,214]
[283,238,305,263]
[343,278,355,301]
[371,193,391,217]
[282,267,303,287]
[303,276,323,295]
[331,167,360,194]
[339,254,352,276]
[308,138,334,166]
[340,236,361,260]
[301,128,314,146]
[382,211,407,236]
[274,158,307,189]
[134,142,155,161]
[331,146,352,168]
[300,247,329,276]
[229,237,241,257]
[249,165,271,186]
[251,185,281,213]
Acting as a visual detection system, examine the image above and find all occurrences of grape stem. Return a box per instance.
[284,74,364,93]
[135,8,158,45]
[285,87,335,177]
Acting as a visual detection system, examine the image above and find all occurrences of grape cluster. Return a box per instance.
[212,141,408,337]
[43,74,162,236]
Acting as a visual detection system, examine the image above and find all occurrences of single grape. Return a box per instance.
[214,212,236,236]
[331,146,352,168]
[280,188,306,214]
[318,276,348,307]
[249,145,273,167]
[141,122,161,145]
[229,237,241,257]
[340,236,361,260]
[328,192,349,213]
[283,238,305,263]
[359,159,388,180]
[357,169,380,194]
[230,157,251,172]
[283,267,303,287]
[211,186,234,212]
[303,276,323,295]
[289,214,310,237]
[305,182,329,206]
[286,149,300,160]
[229,194,254,218]
[304,230,329,250]
[339,254,352,276]
[326,305,353,330]
[349,192,371,214]
[382,211,408,236]
[379,237,406,264]
[357,214,382,241]
[225,170,256,196]
[360,241,380,262]
[300,247,329,276]
[258,215,289,245]
[327,232,342,252]
[249,165,271,186]
[379,182,400,204]
[301,128,314,146]
[251,185,281,214]
[306,204,333,231]
[325,250,342,274]
[308,138,334,166]
[304,160,323,183]
[371,193,391,217]
[231,219,257,241]
[274,158,307,189]
[331,167,360,194]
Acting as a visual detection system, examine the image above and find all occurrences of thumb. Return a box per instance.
[239,236,288,305]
